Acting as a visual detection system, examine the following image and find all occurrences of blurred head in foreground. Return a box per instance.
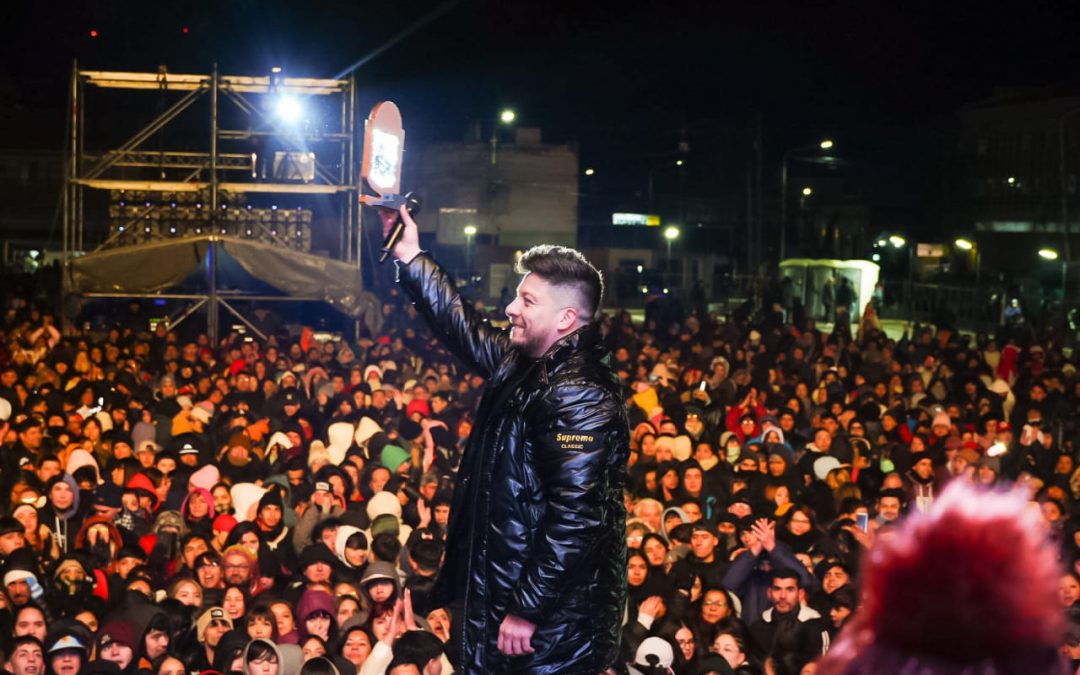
[817,481,1066,675]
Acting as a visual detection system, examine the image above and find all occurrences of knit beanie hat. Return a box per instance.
[381,444,410,472]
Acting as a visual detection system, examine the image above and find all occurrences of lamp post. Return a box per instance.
[663,226,680,290]
[878,234,914,320]
[955,237,980,287]
[464,224,477,277]
[490,109,517,165]
[648,159,684,215]
[781,139,833,261]
[1039,247,1068,329]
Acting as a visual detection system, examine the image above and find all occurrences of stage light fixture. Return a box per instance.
[276,96,303,123]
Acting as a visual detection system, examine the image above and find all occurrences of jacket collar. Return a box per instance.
[532,322,603,385]
[539,321,602,364]
[761,603,821,623]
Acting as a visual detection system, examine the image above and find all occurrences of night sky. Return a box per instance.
[4,0,1080,231]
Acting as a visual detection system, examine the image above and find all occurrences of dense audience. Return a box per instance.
[0,275,1076,675]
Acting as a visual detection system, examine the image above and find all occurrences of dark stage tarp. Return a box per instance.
[67,237,376,320]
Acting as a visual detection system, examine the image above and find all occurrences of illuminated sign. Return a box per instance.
[612,213,661,226]
[917,243,945,258]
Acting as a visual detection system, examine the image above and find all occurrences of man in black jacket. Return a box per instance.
[749,568,829,667]
[381,205,630,674]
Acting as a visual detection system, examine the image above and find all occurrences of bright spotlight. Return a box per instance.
[463,225,477,236]
[820,139,834,150]
[889,235,907,248]
[500,109,516,124]
[1039,248,1059,260]
[664,226,680,240]
[801,187,813,196]
[954,238,974,251]
[584,168,595,176]
[276,96,303,123]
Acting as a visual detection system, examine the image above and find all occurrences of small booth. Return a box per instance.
[779,258,880,322]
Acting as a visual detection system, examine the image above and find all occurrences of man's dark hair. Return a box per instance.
[298,656,339,675]
[769,567,803,589]
[409,540,443,572]
[388,630,444,668]
[515,245,603,320]
[371,533,401,563]
[878,488,906,504]
[9,633,44,654]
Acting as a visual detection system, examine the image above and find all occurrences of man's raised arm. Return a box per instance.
[380,205,509,378]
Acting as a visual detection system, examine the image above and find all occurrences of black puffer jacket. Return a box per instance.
[397,254,630,674]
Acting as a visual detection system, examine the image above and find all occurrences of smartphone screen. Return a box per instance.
[856,513,869,533]
[699,380,708,391]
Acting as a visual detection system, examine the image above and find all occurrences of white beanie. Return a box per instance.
[355,417,382,446]
[308,440,331,469]
[230,483,268,522]
[366,490,403,521]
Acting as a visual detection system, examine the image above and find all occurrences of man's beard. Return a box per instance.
[510,326,547,359]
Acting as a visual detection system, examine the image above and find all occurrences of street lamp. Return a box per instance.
[647,160,686,215]
[663,226,680,276]
[877,233,915,319]
[955,238,979,286]
[781,139,836,260]
[464,225,477,275]
[1039,247,1068,328]
[584,168,595,176]
[801,187,813,196]
[491,109,517,165]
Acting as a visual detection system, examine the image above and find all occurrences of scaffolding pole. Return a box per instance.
[63,66,362,337]
[208,68,220,345]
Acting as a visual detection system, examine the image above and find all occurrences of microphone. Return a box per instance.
[378,192,422,263]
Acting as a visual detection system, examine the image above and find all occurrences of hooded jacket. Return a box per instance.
[242,639,302,675]
[397,253,630,674]
[39,474,86,555]
[74,515,124,574]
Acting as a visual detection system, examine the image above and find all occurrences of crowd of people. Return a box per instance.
[0,269,1077,675]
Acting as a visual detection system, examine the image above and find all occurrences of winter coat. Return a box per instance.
[398,254,630,674]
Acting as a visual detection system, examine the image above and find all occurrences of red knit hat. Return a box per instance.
[406,399,431,419]
[212,513,238,533]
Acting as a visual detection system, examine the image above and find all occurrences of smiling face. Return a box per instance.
[504,273,582,359]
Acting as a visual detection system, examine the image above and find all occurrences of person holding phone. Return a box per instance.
[378,205,630,674]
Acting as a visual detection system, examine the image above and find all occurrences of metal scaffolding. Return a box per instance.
[62,64,363,342]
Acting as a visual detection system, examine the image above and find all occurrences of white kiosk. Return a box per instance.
[779,258,880,322]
